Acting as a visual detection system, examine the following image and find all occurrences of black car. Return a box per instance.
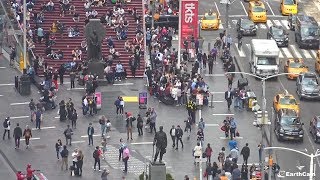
[267,26,289,47]
[309,116,320,142]
[274,108,304,142]
[288,14,297,30]
[296,72,320,100]
[236,18,257,36]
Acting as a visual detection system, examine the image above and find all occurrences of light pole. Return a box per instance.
[23,0,27,69]
[226,72,299,180]
[264,147,320,180]
[220,0,235,37]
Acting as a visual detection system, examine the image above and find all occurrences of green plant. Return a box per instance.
[166,173,174,180]
[139,172,148,180]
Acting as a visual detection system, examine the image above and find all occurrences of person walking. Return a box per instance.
[70,109,78,129]
[23,125,32,149]
[119,97,124,114]
[55,139,63,160]
[169,125,176,148]
[60,145,69,170]
[198,118,205,131]
[197,128,205,147]
[72,149,78,168]
[114,97,121,115]
[70,70,76,89]
[93,146,102,171]
[53,69,59,90]
[77,150,84,176]
[186,99,197,124]
[125,112,135,140]
[230,146,239,163]
[153,126,167,163]
[193,142,202,165]
[122,145,130,173]
[118,138,126,161]
[175,125,183,150]
[225,88,233,110]
[184,116,192,138]
[240,143,250,166]
[205,143,213,163]
[101,138,107,159]
[101,168,109,180]
[218,147,226,169]
[35,109,42,130]
[64,125,73,145]
[136,114,143,136]
[13,123,22,149]
[3,117,11,140]
[229,117,237,140]
[58,64,65,85]
[87,123,94,146]
[149,108,157,133]
[28,99,36,122]
[99,115,107,137]
[208,54,214,74]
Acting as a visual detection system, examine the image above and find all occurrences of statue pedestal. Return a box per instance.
[149,162,166,180]
[88,61,105,79]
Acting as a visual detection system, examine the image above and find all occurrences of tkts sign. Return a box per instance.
[180,0,199,47]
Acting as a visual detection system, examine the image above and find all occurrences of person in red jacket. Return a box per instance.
[26,164,35,180]
[16,171,25,180]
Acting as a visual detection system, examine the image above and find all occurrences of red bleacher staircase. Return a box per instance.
[31,0,144,77]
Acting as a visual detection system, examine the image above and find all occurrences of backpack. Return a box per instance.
[3,120,8,128]
[218,151,225,161]
[93,150,99,159]
[25,130,31,137]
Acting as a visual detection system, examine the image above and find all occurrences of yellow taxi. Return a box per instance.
[200,11,220,30]
[273,91,300,113]
[248,1,267,23]
[280,0,298,16]
[315,50,320,74]
[284,59,309,79]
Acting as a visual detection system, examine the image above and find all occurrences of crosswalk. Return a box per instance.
[234,43,318,61]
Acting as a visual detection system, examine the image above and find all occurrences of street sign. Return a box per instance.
[139,92,148,109]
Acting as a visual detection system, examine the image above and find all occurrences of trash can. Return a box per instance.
[19,74,31,95]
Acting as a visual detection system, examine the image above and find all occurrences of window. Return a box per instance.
[257,57,277,65]
[272,28,284,37]
[279,97,297,105]
[284,0,296,5]
[302,77,318,85]
[280,116,300,125]
[301,26,319,37]
[203,14,217,20]
[289,62,304,68]
[252,7,266,13]
[316,121,320,128]
[241,19,254,29]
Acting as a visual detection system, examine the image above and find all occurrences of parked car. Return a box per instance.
[296,72,320,100]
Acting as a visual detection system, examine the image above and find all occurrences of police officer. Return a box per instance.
[186,99,196,124]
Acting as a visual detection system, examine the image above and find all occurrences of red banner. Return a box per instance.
[180,0,199,47]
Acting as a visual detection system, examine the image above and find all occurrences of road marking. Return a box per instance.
[214,2,220,16]
[11,116,29,119]
[279,51,284,58]
[54,117,59,119]
[71,141,86,144]
[310,50,317,59]
[227,15,284,18]
[281,20,290,30]
[0,67,6,69]
[212,113,234,116]
[232,19,237,25]
[209,100,225,103]
[266,2,275,16]
[0,83,14,86]
[204,74,226,77]
[210,92,224,94]
[10,102,29,106]
[220,137,243,139]
[21,137,40,141]
[266,20,273,28]
[80,134,101,138]
[302,49,312,59]
[273,20,282,27]
[31,126,56,130]
[57,82,70,85]
[281,48,293,58]
[240,1,248,16]
[289,45,302,58]
[67,87,85,90]
[219,24,224,29]
[258,24,267,29]
[112,83,134,86]
[130,142,153,145]
[197,124,219,127]
[0,95,3,97]
[234,43,246,57]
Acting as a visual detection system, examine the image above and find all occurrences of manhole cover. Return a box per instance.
[32,145,47,149]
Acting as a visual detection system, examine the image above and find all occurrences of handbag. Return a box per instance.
[220,125,226,132]
[236,131,240,137]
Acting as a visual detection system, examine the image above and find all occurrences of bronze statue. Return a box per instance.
[85,19,106,62]
[153,126,167,163]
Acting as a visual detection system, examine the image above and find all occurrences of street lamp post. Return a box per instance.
[23,0,27,69]
[226,72,299,180]
[264,147,320,180]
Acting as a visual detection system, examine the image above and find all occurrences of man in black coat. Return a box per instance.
[13,123,22,149]
[87,123,94,146]
[240,143,250,166]
[153,126,167,163]
[225,88,233,110]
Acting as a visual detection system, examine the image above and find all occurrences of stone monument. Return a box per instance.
[85,19,106,79]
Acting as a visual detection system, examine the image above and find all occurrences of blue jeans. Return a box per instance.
[234,97,240,108]
[36,120,41,129]
[101,124,106,136]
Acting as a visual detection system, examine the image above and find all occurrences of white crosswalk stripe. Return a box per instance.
[301,49,312,59]
[266,20,273,28]
[234,43,246,57]
[259,23,267,29]
[219,24,224,29]
[281,20,290,30]
[273,20,282,27]
[289,45,302,58]
[310,50,317,59]
[279,51,284,58]
[281,48,293,58]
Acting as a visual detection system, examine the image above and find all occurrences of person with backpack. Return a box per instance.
[99,115,107,137]
[23,125,32,149]
[184,117,192,139]
[13,123,22,149]
[125,112,135,140]
[60,145,69,170]
[136,114,143,136]
[3,117,11,140]
[64,125,73,145]
[93,146,102,171]
[28,99,36,122]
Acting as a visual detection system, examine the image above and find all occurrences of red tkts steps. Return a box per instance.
[31,0,144,77]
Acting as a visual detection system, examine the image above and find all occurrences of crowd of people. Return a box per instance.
[144,0,179,16]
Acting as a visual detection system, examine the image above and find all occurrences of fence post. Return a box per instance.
[208,42,211,54]
[209,93,214,108]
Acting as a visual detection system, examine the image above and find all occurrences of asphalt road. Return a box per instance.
[196,0,320,180]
